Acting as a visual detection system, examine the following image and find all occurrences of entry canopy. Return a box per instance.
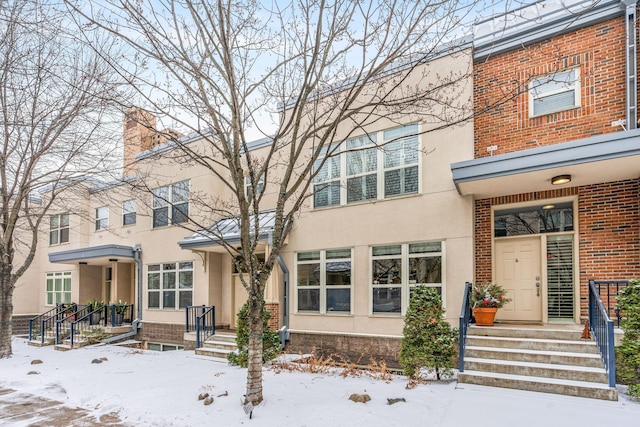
[451,129,640,198]
[49,244,136,265]
[179,210,276,250]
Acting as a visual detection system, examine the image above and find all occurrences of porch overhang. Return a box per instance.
[49,244,136,265]
[179,210,275,251]
[451,129,640,198]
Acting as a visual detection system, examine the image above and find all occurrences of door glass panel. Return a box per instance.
[547,235,574,320]
[494,202,573,237]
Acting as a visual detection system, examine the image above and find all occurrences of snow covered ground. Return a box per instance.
[1,337,639,426]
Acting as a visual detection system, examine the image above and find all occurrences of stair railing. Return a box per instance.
[186,305,215,348]
[458,282,472,372]
[591,280,629,326]
[588,280,616,388]
[29,305,64,343]
[55,304,88,345]
[69,306,107,348]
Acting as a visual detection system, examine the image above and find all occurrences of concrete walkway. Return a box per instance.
[0,388,124,426]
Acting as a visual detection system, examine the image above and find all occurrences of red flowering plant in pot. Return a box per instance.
[470,283,512,326]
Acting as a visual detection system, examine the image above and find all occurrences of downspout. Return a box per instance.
[268,232,290,348]
[623,0,638,129]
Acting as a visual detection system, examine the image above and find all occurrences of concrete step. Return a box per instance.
[458,370,617,401]
[464,345,603,368]
[464,357,609,383]
[208,332,237,344]
[469,325,584,341]
[194,346,235,359]
[466,335,599,354]
[202,339,238,351]
[53,344,72,352]
[27,339,54,347]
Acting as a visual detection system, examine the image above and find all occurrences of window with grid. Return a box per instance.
[371,242,443,315]
[244,174,265,200]
[95,206,109,231]
[147,262,193,309]
[529,68,580,117]
[49,213,69,245]
[312,123,420,208]
[122,200,136,226]
[296,249,352,313]
[152,180,189,228]
[46,271,71,305]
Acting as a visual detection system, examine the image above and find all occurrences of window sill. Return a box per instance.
[313,191,422,211]
[294,311,353,317]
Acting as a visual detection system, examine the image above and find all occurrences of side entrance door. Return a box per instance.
[495,236,542,322]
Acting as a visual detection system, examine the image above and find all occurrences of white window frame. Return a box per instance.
[370,241,444,316]
[313,123,420,209]
[95,206,109,231]
[295,248,353,314]
[244,174,265,199]
[147,261,193,310]
[529,68,581,117]
[152,180,189,228]
[49,213,69,246]
[122,200,136,226]
[46,271,72,306]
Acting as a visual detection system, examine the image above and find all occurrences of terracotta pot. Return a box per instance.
[473,307,498,326]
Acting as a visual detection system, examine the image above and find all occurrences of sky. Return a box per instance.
[1,337,639,426]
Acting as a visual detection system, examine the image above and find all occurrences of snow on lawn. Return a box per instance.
[1,336,640,426]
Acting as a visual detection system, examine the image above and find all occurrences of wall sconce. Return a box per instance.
[109,259,118,262]
[542,204,556,210]
[551,174,571,185]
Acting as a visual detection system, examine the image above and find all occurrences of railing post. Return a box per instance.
[70,322,74,348]
[196,319,201,348]
[40,319,45,344]
[185,306,190,332]
[607,319,616,388]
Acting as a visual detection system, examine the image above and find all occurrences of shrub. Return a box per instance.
[399,286,457,380]
[227,303,281,367]
[617,279,640,387]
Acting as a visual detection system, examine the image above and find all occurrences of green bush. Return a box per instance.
[227,303,281,367]
[617,279,640,388]
[399,286,457,380]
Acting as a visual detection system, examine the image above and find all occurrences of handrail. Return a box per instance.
[108,304,134,327]
[591,280,629,326]
[588,280,616,388]
[458,282,472,372]
[55,304,89,345]
[29,305,63,343]
[69,306,108,348]
[186,305,215,348]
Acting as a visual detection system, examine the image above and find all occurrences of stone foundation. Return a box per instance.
[137,322,186,346]
[12,315,34,335]
[287,331,402,368]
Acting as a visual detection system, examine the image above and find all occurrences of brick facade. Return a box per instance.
[137,322,185,346]
[474,17,626,158]
[265,303,279,330]
[11,315,33,335]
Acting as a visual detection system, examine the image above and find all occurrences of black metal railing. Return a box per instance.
[591,280,629,326]
[68,305,109,348]
[55,304,89,345]
[186,305,215,348]
[458,282,472,372]
[29,305,64,343]
[588,280,616,388]
[108,304,134,327]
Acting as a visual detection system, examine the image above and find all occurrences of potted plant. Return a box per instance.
[87,300,105,325]
[111,300,128,326]
[62,302,78,322]
[470,283,512,326]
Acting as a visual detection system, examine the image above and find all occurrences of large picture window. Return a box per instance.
[313,124,419,208]
[296,249,352,314]
[147,261,193,309]
[371,242,443,314]
[49,213,69,245]
[153,180,189,228]
[529,68,580,117]
[46,271,71,305]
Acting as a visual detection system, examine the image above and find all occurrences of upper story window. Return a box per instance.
[529,68,580,117]
[296,249,352,314]
[371,241,443,315]
[122,200,136,226]
[153,180,189,228]
[313,123,419,208]
[95,206,109,231]
[49,213,69,245]
[244,174,265,200]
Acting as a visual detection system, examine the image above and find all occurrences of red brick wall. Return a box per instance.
[474,17,626,158]
[137,322,185,345]
[265,303,279,330]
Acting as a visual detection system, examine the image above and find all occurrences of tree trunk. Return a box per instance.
[0,267,14,358]
[244,297,264,405]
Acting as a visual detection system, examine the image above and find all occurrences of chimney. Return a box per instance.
[123,108,156,177]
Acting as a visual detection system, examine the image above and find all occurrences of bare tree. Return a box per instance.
[70,0,480,404]
[0,0,124,358]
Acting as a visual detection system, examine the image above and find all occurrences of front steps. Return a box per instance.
[193,331,238,360]
[458,325,617,401]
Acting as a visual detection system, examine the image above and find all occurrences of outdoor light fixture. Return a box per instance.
[79,262,88,265]
[551,174,571,185]
[109,258,118,262]
[542,204,556,210]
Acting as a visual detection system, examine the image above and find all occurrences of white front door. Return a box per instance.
[495,236,542,322]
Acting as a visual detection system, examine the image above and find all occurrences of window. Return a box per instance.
[313,123,419,208]
[46,272,71,305]
[244,174,265,200]
[95,206,109,231]
[153,180,189,227]
[122,200,136,226]
[529,68,580,117]
[494,202,574,237]
[296,249,352,314]
[371,242,443,315]
[147,261,193,309]
[147,342,184,351]
[49,214,69,245]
